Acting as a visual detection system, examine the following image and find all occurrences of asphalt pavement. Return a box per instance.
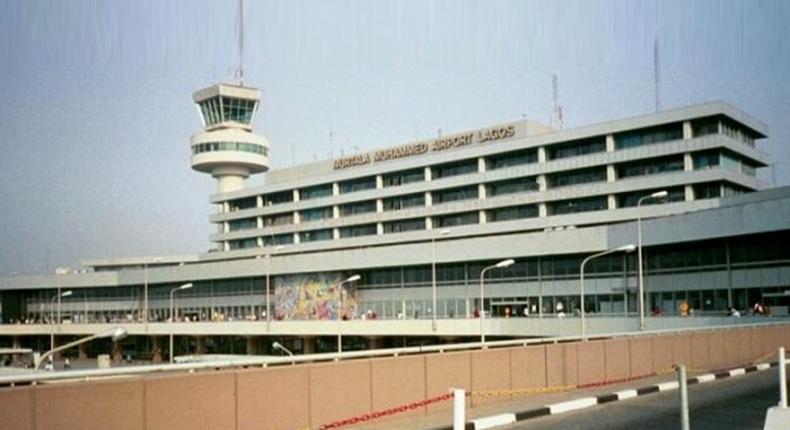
[502,365,786,430]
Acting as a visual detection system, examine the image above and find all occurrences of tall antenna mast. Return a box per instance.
[552,74,564,130]
[237,0,245,86]
[653,0,660,113]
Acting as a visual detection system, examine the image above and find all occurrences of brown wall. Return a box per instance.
[2,324,788,430]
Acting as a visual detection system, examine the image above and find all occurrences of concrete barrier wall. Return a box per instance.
[1,325,788,430]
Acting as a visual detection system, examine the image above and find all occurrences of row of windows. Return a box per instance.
[193,141,268,156]
[198,96,256,126]
[617,155,684,179]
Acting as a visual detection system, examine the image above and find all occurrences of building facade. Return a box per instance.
[1,96,788,354]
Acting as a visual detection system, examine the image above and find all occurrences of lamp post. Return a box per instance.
[265,245,285,331]
[143,256,163,323]
[637,190,668,331]
[580,244,636,339]
[36,327,127,371]
[272,341,294,357]
[169,283,193,363]
[431,228,451,331]
[50,290,72,351]
[336,274,360,354]
[479,259,514,344]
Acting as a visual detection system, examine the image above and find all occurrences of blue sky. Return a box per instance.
[0,0,788,274]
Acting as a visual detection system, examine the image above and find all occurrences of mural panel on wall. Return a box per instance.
[274,273,357,320]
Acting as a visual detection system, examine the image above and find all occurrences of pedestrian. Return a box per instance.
[473,306,480,318]
[522,306,529,318]
[64,357,71,370]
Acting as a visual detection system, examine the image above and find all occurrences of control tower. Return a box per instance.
[189,84,270,193]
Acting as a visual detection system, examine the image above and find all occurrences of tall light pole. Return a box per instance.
[580,244,636,339]
[336,274,360,354]
[143,256,163,323]
[637,190,668,331]
[50,290,72,351]
[169,283,193,363]
[479,259,514,344]
[265,245,285,331]
[431,228,451,331]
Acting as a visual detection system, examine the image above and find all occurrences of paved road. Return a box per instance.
[503,368,787,430]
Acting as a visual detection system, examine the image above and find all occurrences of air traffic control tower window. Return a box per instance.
[198,96,256,126]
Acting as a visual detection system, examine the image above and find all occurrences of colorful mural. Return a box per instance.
[274,273,358,320]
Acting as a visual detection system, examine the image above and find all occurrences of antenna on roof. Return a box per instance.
[329,129,334,159]
[552,74,564,130]
[236,0,245,86]
[654,1,660,113]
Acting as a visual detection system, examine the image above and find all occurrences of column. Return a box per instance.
[366,336,384,350]
[302,336,316,355]
[332,183,340,196]
[256,195,263,208]
[685,185,695,202]
[606,165,616,182]
[478,157,486,173]
[12,336,21,351]
[246,336,258,355]
[112,340,123,363]
[606,134,615,152]
[78,342,88,360]
[151,336,163,363]
[377,223,384,235]
[479,210,487,224]
[538,147,547,164]
[537,175,547,192]
[425,166,433,181]
[376,175,383,189]
[333,228,340,239]
[684,153,693,172]
[682,121,693,140]
[608,195,617,210]
[539,203,548,218]
[195,336,207,355]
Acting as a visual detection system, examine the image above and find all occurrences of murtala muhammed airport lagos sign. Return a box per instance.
[332,123,517,170]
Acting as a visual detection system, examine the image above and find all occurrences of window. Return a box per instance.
[228,218,257,231]
[299,229,333,243]
[228,197,257,211]
[549,196,608,215]
[263,191,293,206]
[263,213,293,227]
[192,141,267,156]
[617,188,685,208]
[228,238,258,250]
[693,150,720,170]
[486,149,538,170]
[383,193,425,211]
[721,152,741,172]
[339,224,377,238]
[721,118,756,147]
[263,234,294,246]
[339,176,376,194]
[300,207,333,222]
[299,184,333,200]
[488,205,538,222]
[547,136,606,160]
[339,200,376,217]
[691,116,720,137]
[693,182,721,200]
[548,167,607,188]
[487,177,539,197]
[432,159,478,179]
[383,218,425,234]
[433,186,478,204]
[383,168,424,187]
[434,211,479,228]
[221,96,256,124]
[615,123,682,150]
[617,155,684,178]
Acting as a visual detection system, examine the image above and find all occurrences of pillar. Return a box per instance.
[195,336,207,355]
[12,336,21,350]
[112,340,123,363]
[683,120,693,140]
[302,336,316,355]
[538,146,547,163]
[78,342,88,360]
[151,336,163,363]
[605,134,615,152]
[367,337,384,350]
[246,337,258,355]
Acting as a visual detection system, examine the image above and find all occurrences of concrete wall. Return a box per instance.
[1,325,788,430]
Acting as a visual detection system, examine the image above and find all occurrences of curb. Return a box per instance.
[428,361,778,430]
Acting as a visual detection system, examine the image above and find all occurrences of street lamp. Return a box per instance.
[336,274,361,354]
[637,190,668,331]
[431,228,451,331]
[272,341,294,357]
[265,245,285,330]
[169,283,193,363]
[50,290,72,351]
[580,244,636,339]
[143,256,163,323]
[36,327,127,371]
[479,259,514,344]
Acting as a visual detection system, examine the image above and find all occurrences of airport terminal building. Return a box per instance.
[1,84,789,354]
